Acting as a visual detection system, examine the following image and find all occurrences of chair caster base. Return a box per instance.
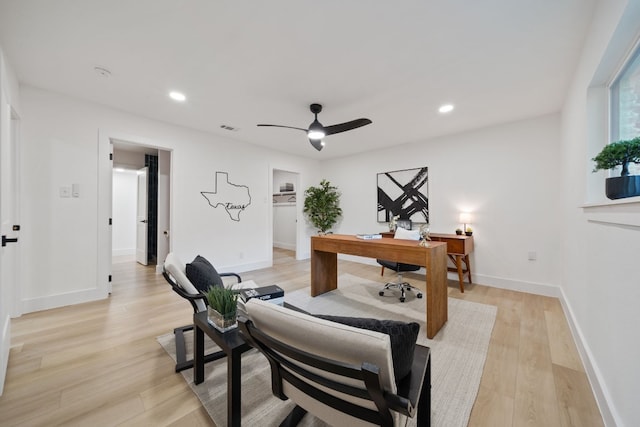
[400,297,405,303]
[379,291,385,296]
[417,293,423,298]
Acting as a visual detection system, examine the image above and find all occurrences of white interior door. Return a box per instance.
[136,167,148,265]
[0,97,20,395]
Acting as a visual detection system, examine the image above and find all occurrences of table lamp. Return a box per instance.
[459,212,472,232]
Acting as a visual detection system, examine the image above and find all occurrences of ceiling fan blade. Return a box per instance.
[309,138,324,151]
[323,118,372,136]
[257,124,308,132]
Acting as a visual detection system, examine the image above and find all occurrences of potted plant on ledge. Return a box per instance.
[206,285,238,332]
[303,179,343,234]
[592,136,640,199]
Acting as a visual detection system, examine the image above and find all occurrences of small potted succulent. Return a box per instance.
[455,228,463,235]
[465,226,473,236]
[592,137,640,199]
[205,285,238,332]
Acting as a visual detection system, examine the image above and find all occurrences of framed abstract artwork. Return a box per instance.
[377,167,429,223]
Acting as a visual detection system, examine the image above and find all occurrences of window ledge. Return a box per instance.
[582,197,640,228]
[581,196,640,208]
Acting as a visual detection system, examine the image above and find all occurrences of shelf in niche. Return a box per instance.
[273,192,296,204]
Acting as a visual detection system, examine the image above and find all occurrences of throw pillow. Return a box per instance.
[313,314,420,382]
[394,226,420,241]
[185,255,224,292]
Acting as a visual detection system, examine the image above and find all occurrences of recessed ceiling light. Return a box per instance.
[438,104,454,113]
[169,91,186,102]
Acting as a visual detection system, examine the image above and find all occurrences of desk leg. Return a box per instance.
[194,324,205,385]
[455,255,465,293]
[311,249,337,296]
[228,349,242,427]
[425,244,448,339]
[464,255,472,284]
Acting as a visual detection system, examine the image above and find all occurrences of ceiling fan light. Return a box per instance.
[308,119,325,139]
[308,130,325,139]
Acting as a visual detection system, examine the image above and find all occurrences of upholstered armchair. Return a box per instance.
[240,298,431,426]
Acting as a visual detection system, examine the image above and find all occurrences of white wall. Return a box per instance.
[321,114,563,294]
[112,169,137,256]
[560,1,640,426]
[19,85,321,312]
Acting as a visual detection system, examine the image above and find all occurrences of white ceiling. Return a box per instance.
[0,0,596,159]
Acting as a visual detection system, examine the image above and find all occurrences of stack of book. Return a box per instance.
[279,183,294,192]
[237,285,285,316]
[356,233,382,240]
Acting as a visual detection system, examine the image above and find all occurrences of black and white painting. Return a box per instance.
[377,167,429,223]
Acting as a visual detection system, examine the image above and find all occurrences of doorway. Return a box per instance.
[110,140,171,281]
[272,169,299,259]
[0,103,20,395]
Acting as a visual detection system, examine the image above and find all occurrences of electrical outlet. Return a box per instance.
[60,187,71,198]
[528,251,537,261]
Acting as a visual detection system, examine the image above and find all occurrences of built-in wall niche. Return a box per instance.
[273,170,297,252]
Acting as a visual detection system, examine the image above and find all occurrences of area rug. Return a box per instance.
[157,273,497,427]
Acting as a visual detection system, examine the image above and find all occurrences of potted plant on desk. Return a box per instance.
[592,137,640,199]
[206,285,238,332]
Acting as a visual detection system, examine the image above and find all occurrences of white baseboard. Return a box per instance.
[336,255,562,296]
[558,288,618,427]
[222,259,272,275]
[112,248,135,256]
[21,287,108,314]
[471,273,561,297]
[0,314,9,396]
[273,242,296,251]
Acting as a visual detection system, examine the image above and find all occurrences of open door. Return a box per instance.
[136,166,148,265]
[0,98,20,395]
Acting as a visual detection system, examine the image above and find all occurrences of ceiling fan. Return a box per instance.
[257,103,372,151]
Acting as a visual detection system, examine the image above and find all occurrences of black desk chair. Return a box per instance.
[377,219,423,302]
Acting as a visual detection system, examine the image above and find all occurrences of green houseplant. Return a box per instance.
[592,137,640,199]
[205,285,238,332]
[303,179,343,234]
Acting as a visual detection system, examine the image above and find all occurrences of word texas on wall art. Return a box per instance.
[201,171,251,221]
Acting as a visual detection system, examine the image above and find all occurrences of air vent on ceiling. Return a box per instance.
[220,124,239,132]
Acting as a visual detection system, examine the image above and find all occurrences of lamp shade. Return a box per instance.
[459,212,472,224]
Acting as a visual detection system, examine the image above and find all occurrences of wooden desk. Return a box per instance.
[311,234,448,338]
[381,232,474,292]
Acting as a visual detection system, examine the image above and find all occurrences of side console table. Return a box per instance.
[382,232,474,292]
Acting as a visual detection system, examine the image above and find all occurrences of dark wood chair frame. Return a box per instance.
[162,267,242,372]
[239,317,431,427]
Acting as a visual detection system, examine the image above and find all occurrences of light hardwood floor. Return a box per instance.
[0,249,603,426]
